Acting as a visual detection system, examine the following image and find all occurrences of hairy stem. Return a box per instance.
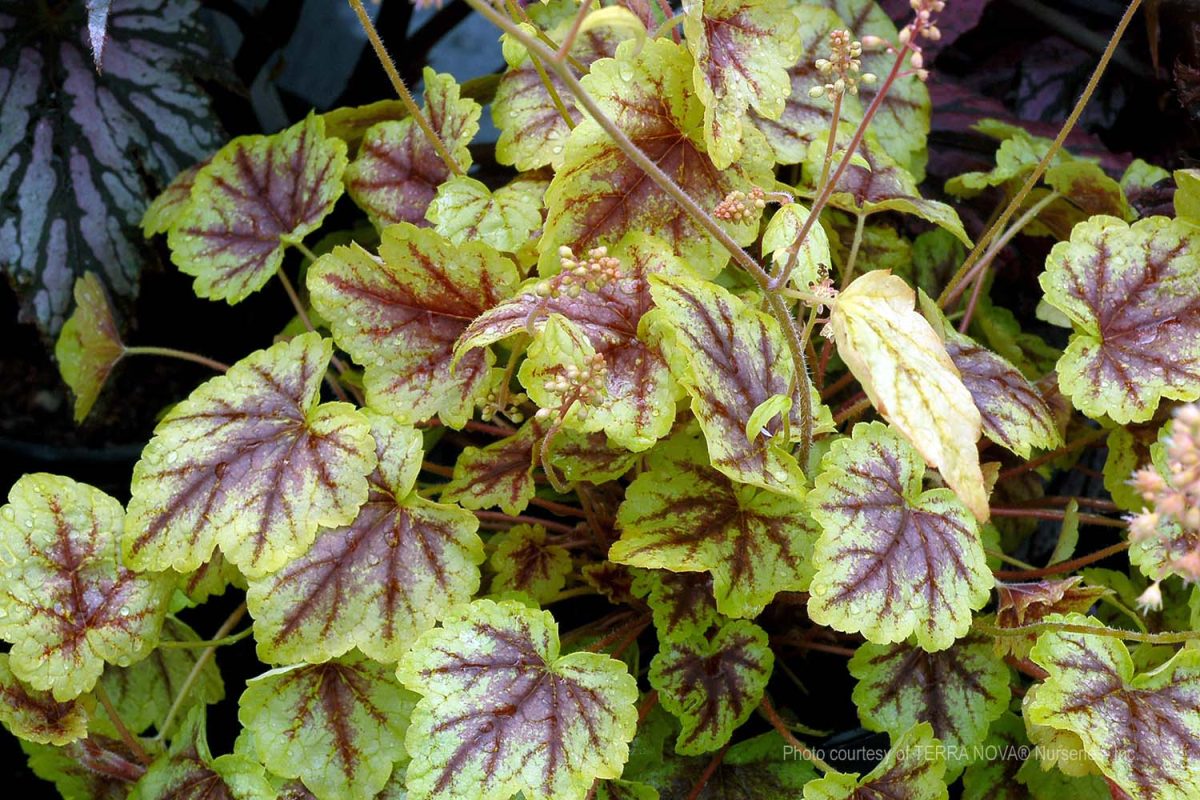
[840,212,866,288]
[758,695,834,773]
[977,618,1200,645]
[155,602,247,744]
[993,540,1130,581]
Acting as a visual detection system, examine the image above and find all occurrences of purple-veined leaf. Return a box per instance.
[309,222,520,428]
[441,419,540,516]
[21,734,146,800]
[649,619,773,755]
[684,0,800,169]
[98,617,223,738]
[632,569,719,645]
[130,708,274,800]
[994,578,1111,659]
[345,68,479,228]
[238,653,414,800]
[0,653,91,745]
[849,635,1011,778]
[167,114,347,303]
[1039,215,1200,424]
[0,474,172,702]
[541,38,774,279]
[1026,613,1200,800]
[489,524,573,604]
[960,712,1030,800]
[583,562,639,606]
[124,332,377,578]
[246,412,480,664]
[611,428,820,618]
[458,233,680,452]
[831,271,988,521]
[752,5,865,165]
[85,1,113,69]
[549,427,641,484]
[141,159,206,238]
[0,0,225,334]
[647,272,832,495]
[426,175,547,253]
[807,422,993,651]
[492,10,634,172]
[920,292,1061,459]
[802,723,948,800]
[397,599,639,800]
[55,272,125,422]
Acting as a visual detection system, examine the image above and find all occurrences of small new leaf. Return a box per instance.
[807,422,992,651]
[632,569,720,645]
[0,474,172,701]
[426,175,545,253]
[649,619,773,755]
[168,115,347,303]
[490,524,573,604]
[55,273,125,423]
[397,599,639,800]
[124,333,376,578]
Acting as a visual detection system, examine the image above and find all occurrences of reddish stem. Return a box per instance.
[993,540,1131,580]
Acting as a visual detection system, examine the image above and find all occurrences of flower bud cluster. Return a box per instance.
[1128,403,1200,582]
[539,246,622,299]
[808,29,876,99]
[534,353,609,421]
[714,187,766,222]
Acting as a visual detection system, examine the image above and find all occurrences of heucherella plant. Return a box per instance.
[7,0,1200,798]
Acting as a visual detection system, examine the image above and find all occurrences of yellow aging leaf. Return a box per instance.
[830,271,989,521]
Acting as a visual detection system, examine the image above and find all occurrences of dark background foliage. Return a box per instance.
[2,0,1198,792]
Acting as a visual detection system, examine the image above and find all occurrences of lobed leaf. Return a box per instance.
[1176,168,1200,224]
[1039,215,1200,423]
[168,115,347,303]
[831,272,988,520]
[649,619,773,755]
[648,273,830,495]
[611,429,820,618]
[345,69,480,228]
[632,570,720,645]
[0,474,172,701]
[489,524,573,604]
[921,293,1061,458]
[1026,613,1200,800]
[684,0,800,169]
[541,38,774,278]
[0,654,91,745]
[960,712,1029,800]
[239,653,414,800]
[131,708,274,800]
[802,723,948,800]
[142,160,206,238]
[0,0,225,334]
[807,422,992,651]
[124,332,376,577]
[397,599,639,800]
[21,734,145,799]
[309,222,520,428]
[849,635,1011,778]
[55,272,125,423]
[441,420,540,516]
[426,175,546,253]
[761,203,831,290]
[246,412,481,664]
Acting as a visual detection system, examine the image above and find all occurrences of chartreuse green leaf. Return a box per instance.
[632,570,720,645]
[442,419,540,515]
[803,723,948,800]
[143,159,207,238]
[397,599,639,800]
[492,8,635,172]
[753,5,863,165]
[596,780,659,800]
[648,273,830,496]
[55,272,125,422]
[684,0,800,169]
[21,733,145,799]
[960,712,1029,800]
[426,175,546,253]
[1176,168,1200,224]
[761,203,830,290]
[1026,613,1200,800]
[541,38,774,279]
[807,422,992,651]
[246,412,481,664]
[345,68,480,228]
[309,222,519,428]
[131,708,274,800]
[239,652,414,800]
[1104,421,1169,512]
[920,292,1061,459]
[611,428,820,618]
[1039,215,1200,423]
[458,233,680,452]
[649,620,772,755]
[1017,757,1111,800]
[520,314,607,433]
[832,272,989,521]
[124,333,375,577]
[98,618,223,737]
[0,474,172,702]
[946,127,1071,197]
[850,635,1011,778]
[0,654,92,745]
[168,114,346,303]
[489,524,573,603]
